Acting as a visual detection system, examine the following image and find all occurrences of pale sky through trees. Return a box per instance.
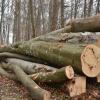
[0,0,100,44]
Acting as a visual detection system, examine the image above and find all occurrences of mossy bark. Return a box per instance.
[0,41,84,74]
[30,66,74,83]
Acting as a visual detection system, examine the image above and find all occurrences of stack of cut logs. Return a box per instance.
[0,14,100,100]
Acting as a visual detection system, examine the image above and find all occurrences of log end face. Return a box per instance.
[67,76,86,97]
[81,44,100,77]
[44,91,51,100]
[65,65,74,79]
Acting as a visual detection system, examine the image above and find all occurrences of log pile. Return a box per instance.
[0,14,100,100]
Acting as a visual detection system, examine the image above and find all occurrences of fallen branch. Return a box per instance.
[5,58,57,74]
[1,63,74,83]
[0,65,17,80]
[9,64,51,100]
[0,52,33,61]
[1,41,100,77]
[30,65,74,83]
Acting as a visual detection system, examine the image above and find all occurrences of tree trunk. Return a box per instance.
[30,66,74,83]
[34,14,100,42]
[29,0,36,38]
[65,14,100,32]
[1,63,74,83]
[1,41,100,77]
[0,65,17,80]
[5,58,57,74]
[88,0,93,16]
[9,64,51,100]
[33,32,98,43]
[83,0,87,18]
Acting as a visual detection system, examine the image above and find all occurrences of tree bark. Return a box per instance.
[0,52,33,61]
[0,41,100,77]
[30,65,74,83]
[34,15,100,42]
[5,58,57,74]
[0,65,17,80]
[9,64,51,100]
[65,14,100,32]
[33,32,98,43]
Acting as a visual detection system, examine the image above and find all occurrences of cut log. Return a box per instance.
[97,73,100,83]
[0,41,83,74]
[66,76,86,97]
[81,44,100,77]
[1,63,74,83]
[0,41,100,77]
[5,58,57,74]
[0,52,33,61]
[32,15,100,42]
[0,65,17,80]
[30,65,74,83]
[65,14,100,32]
[33,32,98,43]
[9,64,51,100]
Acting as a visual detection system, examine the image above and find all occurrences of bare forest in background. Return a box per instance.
[0,0,100,44]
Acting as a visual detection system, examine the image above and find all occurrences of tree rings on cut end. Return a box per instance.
[81,44,100,77]
[65,65,74,79]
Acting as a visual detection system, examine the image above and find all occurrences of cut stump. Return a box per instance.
[67,76,86,97]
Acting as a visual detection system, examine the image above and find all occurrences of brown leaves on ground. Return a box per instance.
[0,75,31,100]
[0,75,100,100]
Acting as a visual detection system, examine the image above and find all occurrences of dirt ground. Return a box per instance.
[0,75,100,100]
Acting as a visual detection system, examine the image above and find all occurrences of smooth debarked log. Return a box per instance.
[33,32,98,43]
[12,41,100,77]
[0,65,17,80]
[1,62,74,83]
[32,15,100,42]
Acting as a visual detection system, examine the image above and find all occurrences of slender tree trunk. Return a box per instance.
[83,0,87,18]
[61,0,64,28]
[88,0,93,16]
[29,0,36,38]
[0,0,5,44]
[13,0,21,42]
[74,0,78,18]
[49,0,60,31]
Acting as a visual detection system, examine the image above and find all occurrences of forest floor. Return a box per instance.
[0,75,100,100]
